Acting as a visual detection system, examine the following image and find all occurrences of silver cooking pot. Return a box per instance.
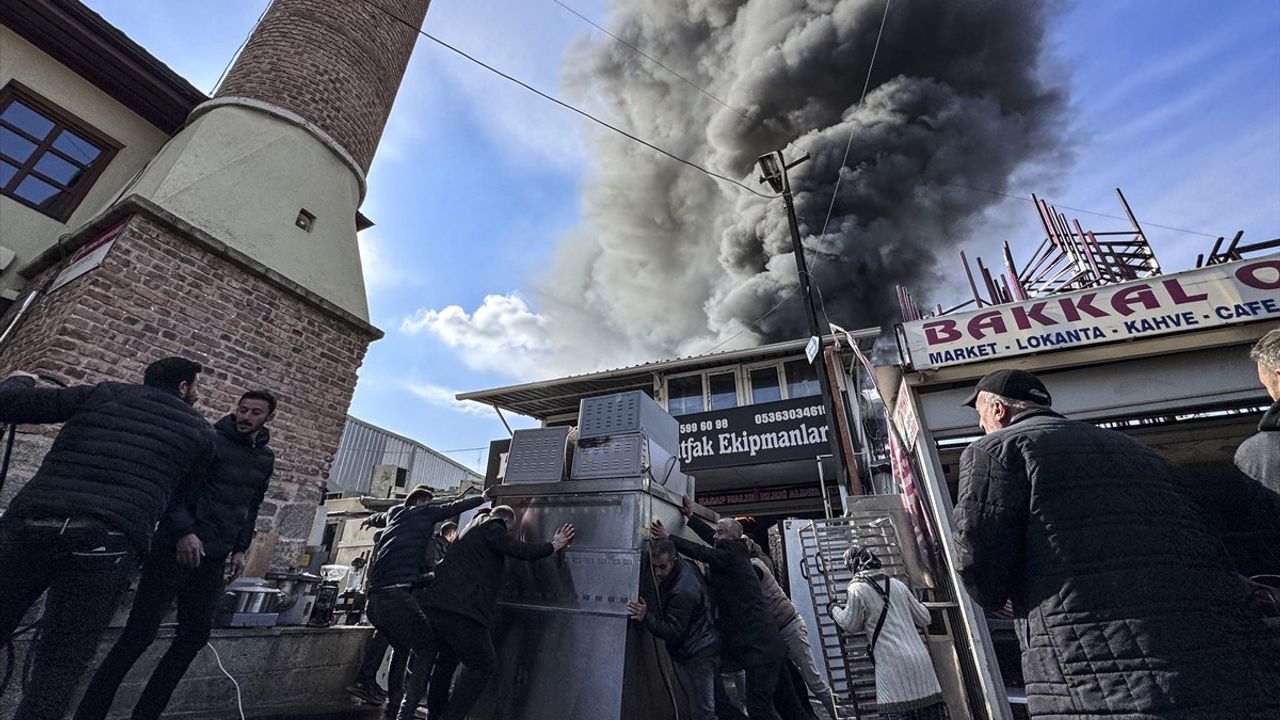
[226,584,286,614]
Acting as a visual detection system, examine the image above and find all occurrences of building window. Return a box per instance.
[667,375,705,416]
[784,359,821,399]
[0,83,119,222]
[708,372,738,411]
[749,366,783,404]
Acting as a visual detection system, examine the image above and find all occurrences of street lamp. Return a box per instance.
[756,150,853,499]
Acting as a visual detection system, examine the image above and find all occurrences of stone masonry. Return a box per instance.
[216,0,431,173]
[0,204,379,568]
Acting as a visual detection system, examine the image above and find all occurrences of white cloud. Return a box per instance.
[406,382,493,417]
[400,293,554,379]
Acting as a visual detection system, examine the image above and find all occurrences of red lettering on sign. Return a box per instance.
[923,319,961,345]
[1010,301,1057,330]
[1161,278,1208,304]
[1236,260,1280,290]
[1110,284,1160,316]
[1058,293,1108,321]
[967,311,1008,340]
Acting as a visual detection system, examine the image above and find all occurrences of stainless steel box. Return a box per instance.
[578,391,679,455]
[504,427,571,484]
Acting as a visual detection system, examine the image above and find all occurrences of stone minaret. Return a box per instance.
[0,0,431,568]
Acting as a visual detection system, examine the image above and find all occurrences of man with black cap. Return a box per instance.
[954,368,1280,719]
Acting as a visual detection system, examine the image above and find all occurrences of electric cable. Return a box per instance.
[352,0,776,199]
[210,0,274,95]
[206,641,247,720]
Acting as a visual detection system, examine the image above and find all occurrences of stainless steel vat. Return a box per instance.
[468,476,708,720]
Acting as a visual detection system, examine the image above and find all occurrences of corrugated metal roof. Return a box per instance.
[328,415,483,497]
[457,329,881,420]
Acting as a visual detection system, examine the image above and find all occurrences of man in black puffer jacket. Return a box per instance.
[627,538,720,720]
[0,357,212,720]
[76,389,277,720]
[423,505,575,720]
[368,487,492,720]
[652,497,787,720]
[955,369,1280,720]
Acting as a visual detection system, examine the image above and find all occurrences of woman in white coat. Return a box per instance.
[829,546,949,720]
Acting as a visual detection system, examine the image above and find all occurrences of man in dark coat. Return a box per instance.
[0,357,213,720]
[368,487,493,720]
[76,389,277,720]
[423,505,575,720]
[626,538,721,720]
[954,368,1280,719]
[652,497,786,720]
[1237,329,1280,492]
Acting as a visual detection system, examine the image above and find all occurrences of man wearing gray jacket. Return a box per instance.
[1237,329,1280,493]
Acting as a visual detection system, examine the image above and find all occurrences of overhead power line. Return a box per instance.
[355,0,775,199]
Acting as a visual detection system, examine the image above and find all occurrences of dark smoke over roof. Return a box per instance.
[542,0,1066,366]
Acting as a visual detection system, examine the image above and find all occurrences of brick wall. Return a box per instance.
[0,211,377,569]
[216,0,431,173]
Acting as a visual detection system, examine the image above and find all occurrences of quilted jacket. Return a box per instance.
[954,407,1280,719]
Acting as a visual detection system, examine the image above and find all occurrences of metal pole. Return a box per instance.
[774,152,853,496]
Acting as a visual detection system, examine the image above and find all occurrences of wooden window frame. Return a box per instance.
[0,81,120,223]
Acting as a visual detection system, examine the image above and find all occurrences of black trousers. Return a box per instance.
[354,627,391,686]
[367,588,438,720]
[675,655,719,720]
[716,657,785,720]
[427,609,498,720]
[0,516,137,720]
[74,548,226,720]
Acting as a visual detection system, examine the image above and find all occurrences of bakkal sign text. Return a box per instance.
[678,396,830,471]
[901,255,1280,370]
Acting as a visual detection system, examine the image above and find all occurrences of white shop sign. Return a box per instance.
[899,254,1280,370]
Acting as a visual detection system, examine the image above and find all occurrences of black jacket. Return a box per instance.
[1236,398,1280,494]
[157,415,273,560]
[954,407,1280,719]
[369,495,485,590]
[669,515,784,666]
[0,377,212,554]
[425,516,554,627]
[426,533,451,572]
[642,558,720,663]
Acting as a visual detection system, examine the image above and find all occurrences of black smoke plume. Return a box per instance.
[543,0,1065,366]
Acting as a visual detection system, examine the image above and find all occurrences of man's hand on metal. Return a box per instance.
[626,598,647,622]
[551,523,576,551]
[225,551,247,582]
[176,533,205,568]
[482,486,495,501]
[650,519,669,540]
[680,495,694,518]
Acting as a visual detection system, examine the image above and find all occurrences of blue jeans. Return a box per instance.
[676,655,719,720]
[0,516,137,720]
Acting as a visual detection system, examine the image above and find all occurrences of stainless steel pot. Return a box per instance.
[229,586,286,614]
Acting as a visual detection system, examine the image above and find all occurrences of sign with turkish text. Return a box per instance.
[697,483,824,509]
[900,255,1280,370]
[49,218,129,294]
[678,396,830,471]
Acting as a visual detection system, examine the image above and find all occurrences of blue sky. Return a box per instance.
[86,0,1279,470]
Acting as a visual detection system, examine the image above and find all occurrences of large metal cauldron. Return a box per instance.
[468,476,712,720]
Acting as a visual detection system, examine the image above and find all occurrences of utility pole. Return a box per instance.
[756,150,852,496]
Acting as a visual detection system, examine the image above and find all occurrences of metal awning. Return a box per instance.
[457,329,881,420]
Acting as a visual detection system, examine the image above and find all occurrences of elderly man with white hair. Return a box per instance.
[1237,328,1280,492]
[651,497,787,720]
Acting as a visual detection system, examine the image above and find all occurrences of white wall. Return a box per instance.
[128,104,370,320]
[0,27,171,296]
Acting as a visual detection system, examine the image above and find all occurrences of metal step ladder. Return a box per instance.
[796,515,911,720]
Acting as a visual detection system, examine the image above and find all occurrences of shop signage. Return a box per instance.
[892,379,920,451]
[899,254,1280,370]
[697,483,824,510]
[678,396,830,471]
[49,218,129,293]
